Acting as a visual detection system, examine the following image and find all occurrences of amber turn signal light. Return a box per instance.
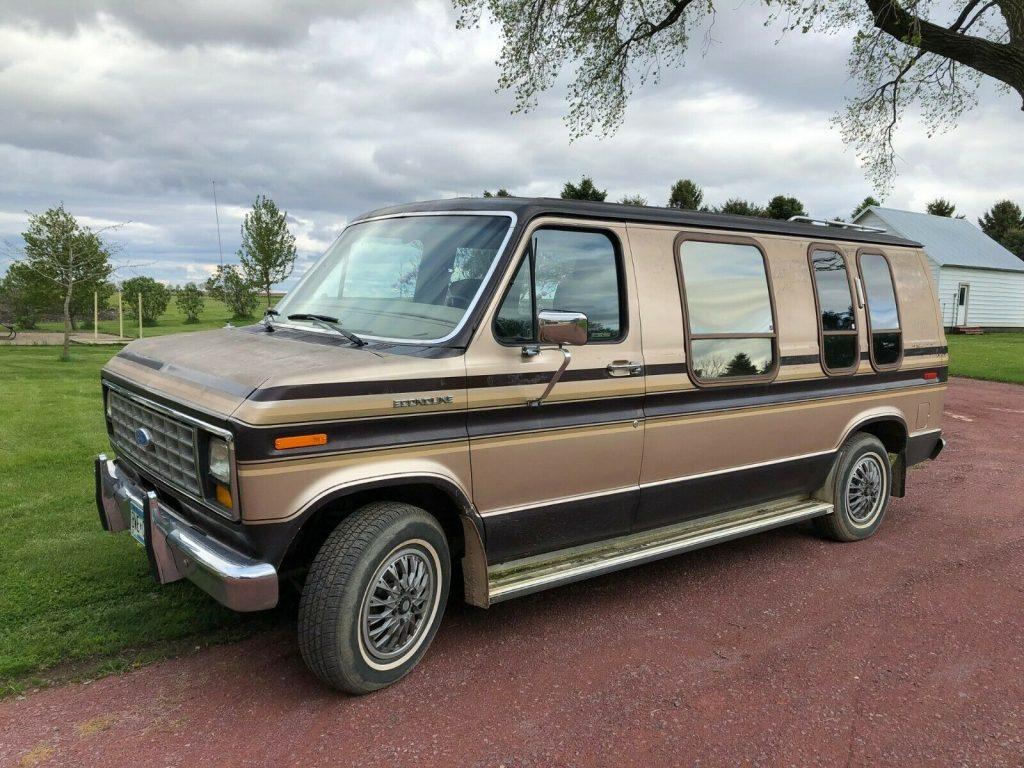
[215,483,233,509]
[274,433,328,450]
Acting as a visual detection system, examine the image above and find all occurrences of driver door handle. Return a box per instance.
[607,361,644,377]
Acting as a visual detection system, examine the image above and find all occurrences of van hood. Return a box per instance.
[102,326,463,421]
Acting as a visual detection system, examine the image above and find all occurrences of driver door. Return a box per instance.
[465,220,646,564]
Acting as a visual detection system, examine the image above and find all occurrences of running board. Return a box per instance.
[487,497,833,604]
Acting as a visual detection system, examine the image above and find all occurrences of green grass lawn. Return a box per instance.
[947,332,1024,385]
[0,346,280,695]
[34,297,272,338]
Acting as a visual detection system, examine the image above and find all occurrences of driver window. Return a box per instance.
[494,228,624,344]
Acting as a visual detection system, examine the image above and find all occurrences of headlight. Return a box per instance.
[208,437,231,484]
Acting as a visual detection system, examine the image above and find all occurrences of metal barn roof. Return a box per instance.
[855,206,1024,273]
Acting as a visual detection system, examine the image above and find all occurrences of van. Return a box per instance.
[95,198,947,692]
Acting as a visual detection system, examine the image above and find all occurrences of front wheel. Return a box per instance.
[298,501,450,693]
[815,433,893,542]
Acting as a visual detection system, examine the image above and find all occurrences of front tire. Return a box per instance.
[815,433,893,542]
[298,501,450,694]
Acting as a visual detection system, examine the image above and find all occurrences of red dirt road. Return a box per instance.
[3,378,1023,767]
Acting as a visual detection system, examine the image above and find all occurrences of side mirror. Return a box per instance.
[537,309,588,347]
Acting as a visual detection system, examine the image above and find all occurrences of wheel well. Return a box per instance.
[281,483,468,574]
[854,418,908,455]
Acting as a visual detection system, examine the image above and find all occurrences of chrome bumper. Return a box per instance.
[95,454,278,612]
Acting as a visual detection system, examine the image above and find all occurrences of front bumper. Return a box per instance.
[95,454,278,612]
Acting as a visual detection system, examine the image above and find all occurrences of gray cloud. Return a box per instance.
[0,1,1021,287]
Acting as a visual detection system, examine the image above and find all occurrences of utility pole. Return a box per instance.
[212,180,224,267]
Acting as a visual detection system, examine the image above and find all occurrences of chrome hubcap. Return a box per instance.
[360,546,435,661]
[846,454,885,524]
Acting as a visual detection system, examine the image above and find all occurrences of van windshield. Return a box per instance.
[276,214,512,342]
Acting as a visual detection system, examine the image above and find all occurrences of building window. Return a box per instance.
[494,228,625,344]
[808,248,859,373]
[857,251,902,368]
[678,238,777,382]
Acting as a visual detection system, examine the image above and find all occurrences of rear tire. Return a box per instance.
[298,501,450,694]
[815,433,893,542]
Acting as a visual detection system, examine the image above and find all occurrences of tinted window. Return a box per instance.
[495,229,624,343]
[873,332,901,366]
[810,250,855,331]
[823,334,858,370]
[860,253,900,329]
[681,242,774,335]
[679,239,777,382]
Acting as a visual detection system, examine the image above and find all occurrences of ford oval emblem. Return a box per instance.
[134,427,153,449]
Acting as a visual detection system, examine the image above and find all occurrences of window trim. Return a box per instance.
[491,224,630,347]
[806,243,860,377]
[674,232,780,387]
[855,248,904,371]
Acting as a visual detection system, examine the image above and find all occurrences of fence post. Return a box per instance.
[138,293,143,339]
[94,291,98,340]
[118,292,123,339]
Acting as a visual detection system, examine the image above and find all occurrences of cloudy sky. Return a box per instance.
[1,0,1021,287]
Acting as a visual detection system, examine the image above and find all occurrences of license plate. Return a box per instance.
[129,499,146,546]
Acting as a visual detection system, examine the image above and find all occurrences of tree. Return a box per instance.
[122,276,171,326]
[205,264,259,319]
[765,195,807,221]
[12,205,114,360]
[926,198,958,217]
[668,179,704,210]
[456,1,1024,191]
[979,200,1024,247]
[852,196,882,220]
[0,262,53,329]
[717,199,765,217]
[1002,229,1024,260]
[483,188,513,197]
[175,283,205,324]
[238,195,297,307]
[561,176,607,201]
[619,194,648,206]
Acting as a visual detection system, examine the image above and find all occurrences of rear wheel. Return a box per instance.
[298,501,450,693]
[815,433,893,542]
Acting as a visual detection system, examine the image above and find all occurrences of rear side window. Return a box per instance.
[494,228,625,344]
[808,248,858,373]
[858,251,902,368]
[678,238,777,382]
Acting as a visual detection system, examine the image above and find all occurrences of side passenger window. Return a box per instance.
[494,229,625,343]
[679,239,777,382]
[858,252,902,368]
[809,249,858,373]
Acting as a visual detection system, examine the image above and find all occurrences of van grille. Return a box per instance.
[107,390,202,497]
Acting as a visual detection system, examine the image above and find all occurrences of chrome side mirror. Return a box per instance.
[527,310,588,407]
[537,310,588,347]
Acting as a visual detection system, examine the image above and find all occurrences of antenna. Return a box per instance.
[212,180,224,267]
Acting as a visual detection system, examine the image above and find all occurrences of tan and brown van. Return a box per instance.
[96,198,947,692]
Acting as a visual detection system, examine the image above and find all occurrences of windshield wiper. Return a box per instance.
[287,313,367,347]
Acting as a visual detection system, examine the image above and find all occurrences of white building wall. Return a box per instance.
[935,265,1024,328]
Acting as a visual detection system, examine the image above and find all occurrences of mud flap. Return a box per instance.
[891,451,907,498]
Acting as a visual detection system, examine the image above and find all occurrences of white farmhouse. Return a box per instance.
[854,206,1024,330]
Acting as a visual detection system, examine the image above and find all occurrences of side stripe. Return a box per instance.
[233,367,947,462]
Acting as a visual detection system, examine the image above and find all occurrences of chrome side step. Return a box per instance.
[487,497,833,604]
